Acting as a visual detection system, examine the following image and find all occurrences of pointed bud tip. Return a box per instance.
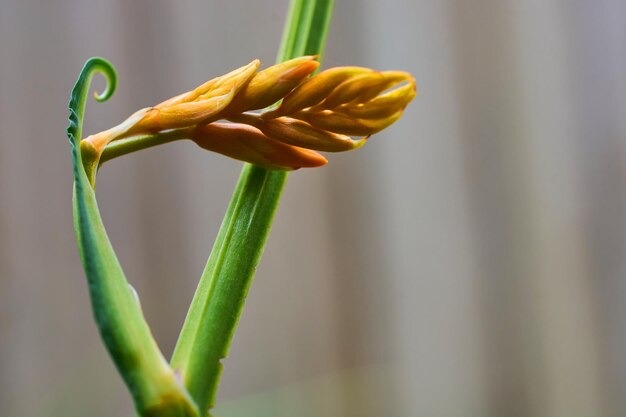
[353,137,369,149]
[298,148,328,167]
[285,60,320,80]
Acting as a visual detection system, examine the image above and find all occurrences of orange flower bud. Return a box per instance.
[155,60,260,109]
[334,81,417,119]
[189,122,328,170]
[313,72,383,109]
[222,56,320,115]
[264,66,372,118]
[260,66,416,138]
[320,70,412,109]
[131,60,260,133]
[294,108,404,136]
[353,71,414,103]
[233,113,365,152]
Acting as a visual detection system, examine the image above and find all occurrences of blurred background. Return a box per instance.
[1,0,625,416]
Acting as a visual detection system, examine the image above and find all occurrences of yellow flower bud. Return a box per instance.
[264,66,372,118]
[320,70,412,109]
[189,122,328,170]
[334,81,417,119]
[156,60,260,109]
[233,114,366,152]
[352,71,414,103]
[294,108,404,136]
[261,66,416,138]
[222,56,320,115]
[130,60,260,133]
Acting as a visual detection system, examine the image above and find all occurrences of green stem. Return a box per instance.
[170,0,334,415]
[100,129,191,164]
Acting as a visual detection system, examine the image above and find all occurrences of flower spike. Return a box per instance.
[81,57,416,179]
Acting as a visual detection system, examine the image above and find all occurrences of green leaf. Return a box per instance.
[68,58,199,417]
[170,1,336,415]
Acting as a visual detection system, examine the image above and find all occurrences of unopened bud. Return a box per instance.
[350,71,413,103]
[295,109,405,137]
[234,114,365,152]
[320,71,412,109]
[335,81,417,119]
[190,122,328,170]
[223,56,319,115]
[134,60,259,133]
[157,60,260,109]
[318,72,382,109]
[264,66,372,118]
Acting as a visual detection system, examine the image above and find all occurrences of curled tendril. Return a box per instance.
[66,57,117,151]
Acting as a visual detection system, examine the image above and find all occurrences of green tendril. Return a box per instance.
[67,57,116,149]
[67,57,117,188]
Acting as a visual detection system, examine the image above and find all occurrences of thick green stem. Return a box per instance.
[170,0,335,415]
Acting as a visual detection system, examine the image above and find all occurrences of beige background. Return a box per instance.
[1,0,625,416]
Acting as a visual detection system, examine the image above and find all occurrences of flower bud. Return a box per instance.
[334,81,417,119]
[264,66,372,118]
[294,109,405,136]
[131,60,260,133]
[320,70,412,109]
[156,60,260,109]
[234,114,366,152]
[189,123,328,170]
[352,71,414,103]
[222,56,319,115]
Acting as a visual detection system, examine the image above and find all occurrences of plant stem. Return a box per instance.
[99,129,191,164]
[170,0,334,415]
